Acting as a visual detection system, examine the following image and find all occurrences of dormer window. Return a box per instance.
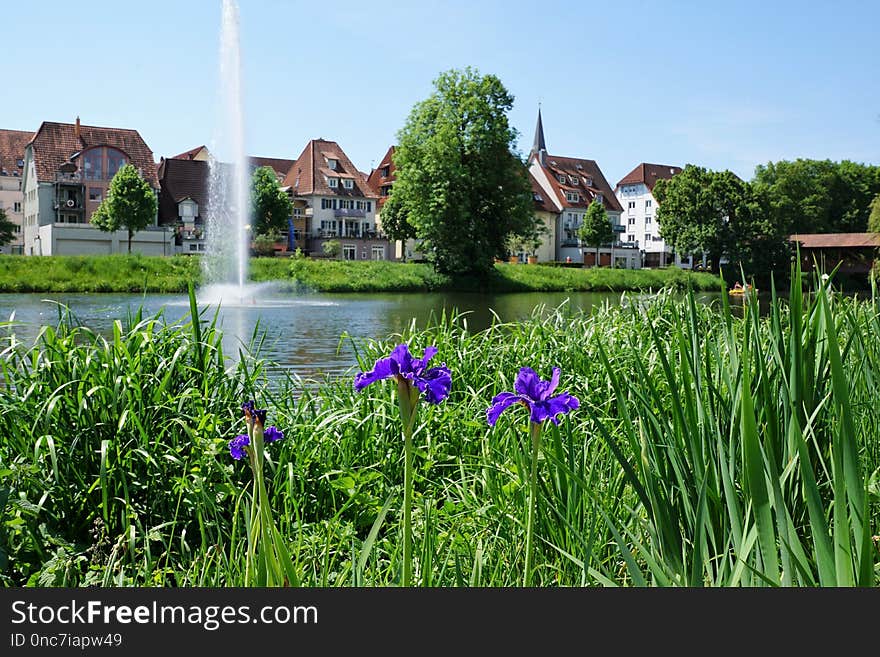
[569,175,578,185]
[584,176,593,186]
[557,174,566,184]
[381,165,390,177]
[565,192,579,202]
[328,177,338,188]
[343,178,353,190]
[533,193,543,202]
[595,193,604,205]
[327,158,337,170]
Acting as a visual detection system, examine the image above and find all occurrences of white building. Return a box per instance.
[0,129,33,254]
[614,163,694,268]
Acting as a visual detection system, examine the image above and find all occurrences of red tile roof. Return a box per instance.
[528,170,558,213]
[366,146,396,209]
[0,129,33,177]
[616,162,683,193]
[529,152,623,213]
[249,156,295,180]
[283,139,378,199]
[171,145,208,161]
[28,121,159,187]
[789,232,880,248]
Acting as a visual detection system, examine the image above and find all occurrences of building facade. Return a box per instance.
[614,163,692,268]
[527,109,638,268]
[21,118,163,256]
[0,129,33,254]
[283,139,393,260]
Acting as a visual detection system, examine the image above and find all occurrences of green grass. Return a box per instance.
[0,254,722,294]
[0,263,876,587]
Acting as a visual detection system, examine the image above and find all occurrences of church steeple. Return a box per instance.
[532,106,546,155]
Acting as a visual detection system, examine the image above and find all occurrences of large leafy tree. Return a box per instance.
[752,159,880,234]
[654,165,787,278]
[0,208,16,247]
[251,166,293,236]
[90,164,158,253]
[378,193,417,260]
[578,200,614,267]
[389,67,537,277]
[868,193,880,233]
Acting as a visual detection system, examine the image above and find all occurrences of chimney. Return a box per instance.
[74,116,81,141]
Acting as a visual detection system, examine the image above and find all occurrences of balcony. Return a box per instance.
[333,208,366,218]
[613,224,625,233]
[55,173,83,183]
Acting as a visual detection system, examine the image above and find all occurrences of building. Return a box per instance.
[156,156,209,254]
[366,145,423,261]
[614,163,691,268]
[0,129,34,254]
[790,232,880,276]
[21,118,165,256]
[527,109,638,268]
[283,138,392,260]
[523,170,558,263]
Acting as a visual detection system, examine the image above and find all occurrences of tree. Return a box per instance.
[252,230,280,257]
[378,193,417,261]
[868,193,880,233]
[578,200,614,267]
[0,208,16,248]
[251,166,293,235]
[322,239,341,258]
[90,164,157,253]
[654,165,787,278]
[388,67,538,277]
[752,159,880,234]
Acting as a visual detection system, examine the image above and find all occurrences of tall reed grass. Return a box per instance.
[0,267,876,586]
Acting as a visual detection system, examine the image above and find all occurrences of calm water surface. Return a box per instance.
[0,288,727,382]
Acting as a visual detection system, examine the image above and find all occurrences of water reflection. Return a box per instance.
[0,289,727,383]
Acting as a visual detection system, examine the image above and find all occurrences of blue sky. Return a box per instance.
[4,0,878,186]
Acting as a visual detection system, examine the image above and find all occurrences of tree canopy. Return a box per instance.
[388,67,538,277]
[251,166,293,236]
[751,158,880,234]
[654,165,788,278]
[0,208,16,247]
[89,164,157,253]
[578,200,614,266]
[868,193,880,234]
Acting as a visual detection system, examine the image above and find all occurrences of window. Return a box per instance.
[645,233,651,243]
[584,176,593,186]
[343,178,354,189]
[328,177,338,188]
[557,174,566,184]
[340,199,354,209]
[13,202,21,213]
[380,165,390,177]
[82,147,127,181]
[89,188,103,202]
[83,149,103,181]
[343,244,356,260]
[628,201,636,211]
[645,216,652,224]
[628,217,636,225]
[371,245,385,260]
[106,149,126,179]
[645,199,652,208]
[382,185,391,196]
[293,207,303,217]
[565,192,579,202]
[327,158,337,170]
[628,234,635,242]
[321,198,333,209]
[569,175,578,185]
[14,225,20,233]
[595,193,603,205]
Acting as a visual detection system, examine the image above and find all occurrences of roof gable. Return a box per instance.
[29,121,159,187]
[530,152,623,213]
[616,162,682,192]
[283,139,377,199]
[0,129,33,177]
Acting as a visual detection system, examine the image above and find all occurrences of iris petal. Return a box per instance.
[354,356,398,390]
[487,392,524,426]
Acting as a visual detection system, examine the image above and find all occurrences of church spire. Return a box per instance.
[532,105,546,156]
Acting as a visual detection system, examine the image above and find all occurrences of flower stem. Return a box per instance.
[403,423,413,587]
[524,421,542,587]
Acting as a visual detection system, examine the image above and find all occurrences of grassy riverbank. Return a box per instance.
[0,254,723,294]
[1,271,877,586]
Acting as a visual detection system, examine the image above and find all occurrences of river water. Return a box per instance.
[0,288,727,383]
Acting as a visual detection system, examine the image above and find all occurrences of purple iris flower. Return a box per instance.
[229,434,250,460]
[487,367,579,426]
[355,343,452,404]
[264,426,283,443]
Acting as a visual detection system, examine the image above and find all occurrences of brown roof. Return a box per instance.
[0,129,33,178]
[528,171,557,213]
[366,145,396,208]
[157,157,209,225]
[28,120,159,187]
[283,139,378,199]
[789,232,880,248]
[616,162,683,192]
[171,145,208,161]
[249,156,295,180]
[529,152,623,213]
